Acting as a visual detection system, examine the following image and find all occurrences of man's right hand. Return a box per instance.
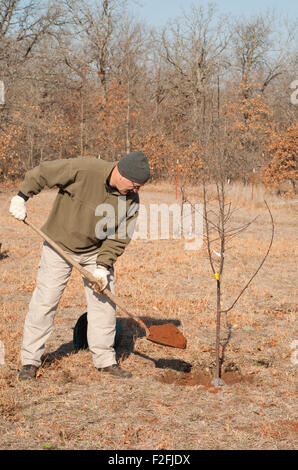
[9,195,27,220]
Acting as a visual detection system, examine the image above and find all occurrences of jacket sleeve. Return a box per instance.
[96,199,139,269]
[18,159,76,198]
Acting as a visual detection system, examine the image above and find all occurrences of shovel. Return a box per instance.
[24,220,187,349]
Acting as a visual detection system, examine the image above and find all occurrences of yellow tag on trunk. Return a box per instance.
[214,273,220,280]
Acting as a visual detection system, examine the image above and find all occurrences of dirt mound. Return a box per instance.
[156,370,254,388]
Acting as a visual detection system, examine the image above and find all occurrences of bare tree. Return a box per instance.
[63,0,129,98]
[232,12,296,96]
[202,152,274,383]
[201,81,275,383]
[112,16,150,153]
[160,4,230,142]
[0,0,67,70]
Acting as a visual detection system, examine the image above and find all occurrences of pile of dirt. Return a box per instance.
[156,370,254,388]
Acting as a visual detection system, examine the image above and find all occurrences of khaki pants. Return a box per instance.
[21,241,116,369]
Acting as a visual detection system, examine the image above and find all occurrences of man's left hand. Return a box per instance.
[93,266,109,291]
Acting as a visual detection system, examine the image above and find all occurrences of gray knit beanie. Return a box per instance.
[117,151,151,184]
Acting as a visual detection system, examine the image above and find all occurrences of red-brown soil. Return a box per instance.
[148,323,187,349]
[156,370,254,388]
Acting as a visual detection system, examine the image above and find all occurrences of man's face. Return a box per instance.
[117,175,143,195]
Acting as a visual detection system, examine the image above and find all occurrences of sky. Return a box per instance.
[131,0,298,27]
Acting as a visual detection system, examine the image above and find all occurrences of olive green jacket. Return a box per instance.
[19,158,139,268]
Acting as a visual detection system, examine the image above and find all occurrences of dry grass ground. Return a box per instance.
[0,182,297,450]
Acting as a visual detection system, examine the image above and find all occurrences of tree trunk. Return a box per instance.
[215,278,221,378]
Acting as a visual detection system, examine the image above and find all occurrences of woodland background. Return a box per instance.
[0,0,297,191]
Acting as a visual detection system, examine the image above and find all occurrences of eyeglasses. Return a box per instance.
[131,182,142,190]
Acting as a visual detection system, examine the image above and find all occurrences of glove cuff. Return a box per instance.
[96,264,110,272]
[17,191,29,202]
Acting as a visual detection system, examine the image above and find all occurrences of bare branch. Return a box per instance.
[221,200,274,314]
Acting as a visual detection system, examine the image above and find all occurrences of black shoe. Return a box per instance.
[98,364,132,379]
[18,365,38,381]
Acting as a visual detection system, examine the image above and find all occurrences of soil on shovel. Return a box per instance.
[147,323,187,349]
[156,370,254,389]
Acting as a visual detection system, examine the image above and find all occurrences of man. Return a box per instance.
[9,151,150,380]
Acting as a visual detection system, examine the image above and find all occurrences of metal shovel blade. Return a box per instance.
[147,323,187,349]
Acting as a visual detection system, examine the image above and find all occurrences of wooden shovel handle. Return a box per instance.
[23,220,150,335]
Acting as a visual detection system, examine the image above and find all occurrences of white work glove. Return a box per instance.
[9,195,27,221]
[93,265,109,291]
